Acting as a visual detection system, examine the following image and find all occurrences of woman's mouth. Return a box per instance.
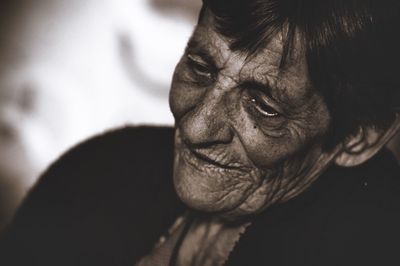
[174,129,252,173]
[177,140,251,174]
[188,147,243,170]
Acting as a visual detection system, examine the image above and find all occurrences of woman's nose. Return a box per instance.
[179,96,233,147]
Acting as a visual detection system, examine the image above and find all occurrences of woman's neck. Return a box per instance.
[176,215,251,266]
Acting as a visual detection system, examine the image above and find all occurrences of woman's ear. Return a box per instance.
[334,115,400,167]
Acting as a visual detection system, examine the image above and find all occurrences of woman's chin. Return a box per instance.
[172,139,264,219]
[173,180,261,222]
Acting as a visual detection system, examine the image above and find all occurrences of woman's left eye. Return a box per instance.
[242,82,282,119]
[250,97,279,117]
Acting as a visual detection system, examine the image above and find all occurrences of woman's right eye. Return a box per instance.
[186,54,213,79]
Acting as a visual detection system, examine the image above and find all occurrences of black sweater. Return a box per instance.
[1,126,400,266]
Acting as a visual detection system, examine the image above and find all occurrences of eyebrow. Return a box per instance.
[242,80,279,101]
[185,37,218,69]
[186,35,292,106]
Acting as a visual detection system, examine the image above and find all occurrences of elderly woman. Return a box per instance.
[1,0,400,265]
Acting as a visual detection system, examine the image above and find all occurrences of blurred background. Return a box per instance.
[0,0,398,232]
[0,0,201,230]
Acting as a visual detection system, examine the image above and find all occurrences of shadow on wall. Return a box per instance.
[0,0,201,231]
[150,0,202,19]
[118,0,201,99]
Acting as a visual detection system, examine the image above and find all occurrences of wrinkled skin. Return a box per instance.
[170,10,340,220]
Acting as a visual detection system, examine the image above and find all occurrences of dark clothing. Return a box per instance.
[0,126,399,266]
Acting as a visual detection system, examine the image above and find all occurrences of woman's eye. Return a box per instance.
[250,96,280,117]
[187,54,213,78]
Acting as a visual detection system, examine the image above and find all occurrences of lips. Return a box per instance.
[188,148,240,170]
[174,128,250,172]
[176,140,248,173]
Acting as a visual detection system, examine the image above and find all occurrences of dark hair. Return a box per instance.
[201,0,400,148]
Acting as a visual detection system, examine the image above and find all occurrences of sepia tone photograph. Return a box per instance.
[0,0,400,265]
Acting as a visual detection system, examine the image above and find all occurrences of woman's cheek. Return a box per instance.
[235,112,288,163]
[244,132,293,168]
[169,72,204,120]
[238,116,304,169]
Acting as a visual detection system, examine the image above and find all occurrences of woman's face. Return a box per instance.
[170,10,336,220]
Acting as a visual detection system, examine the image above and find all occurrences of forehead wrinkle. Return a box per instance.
[236,27,305,81]
[237,32,286,82]
[194,11,311,105]
[193,19,240,67]
[202,24,250,81]
[238,31,310,104]
[220,51,249,83]
[238,51,281,87]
